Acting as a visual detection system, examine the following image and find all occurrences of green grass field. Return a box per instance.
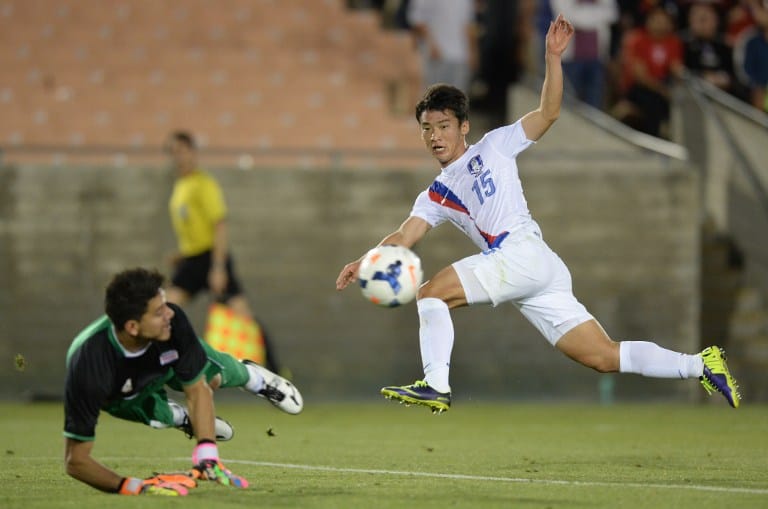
[1,401,766,508]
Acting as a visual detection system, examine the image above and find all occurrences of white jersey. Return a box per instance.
[411,121,536,250]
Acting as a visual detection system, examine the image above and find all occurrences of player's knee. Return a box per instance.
[592,359,617,373]
[416,280,465,308]
[416,284,451,306]
[583,353,619,373]
[416,283,436,301]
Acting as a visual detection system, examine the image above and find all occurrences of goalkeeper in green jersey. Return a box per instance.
[63,267,303,495]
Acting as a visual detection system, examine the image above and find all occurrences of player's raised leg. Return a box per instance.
[556,320,740,408]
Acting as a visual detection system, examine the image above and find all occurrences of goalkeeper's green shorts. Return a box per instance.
[104,340,249,427]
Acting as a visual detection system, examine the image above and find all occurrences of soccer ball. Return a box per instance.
[358,245,423,307]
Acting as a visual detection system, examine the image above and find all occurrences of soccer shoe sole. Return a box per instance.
[700,346,741,408]
[380,387,450,414]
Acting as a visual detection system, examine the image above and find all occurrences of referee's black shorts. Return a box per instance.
[171,250,243,299]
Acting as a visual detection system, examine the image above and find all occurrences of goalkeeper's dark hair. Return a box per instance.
[415,83,469,124]
[105,268,165,330]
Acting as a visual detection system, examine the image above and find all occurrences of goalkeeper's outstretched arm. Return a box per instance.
[65,438,125,492]
[64,438,191,495]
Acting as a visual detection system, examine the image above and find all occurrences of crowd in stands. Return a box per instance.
[600,0,768,138]
[358,0,768,140]
[2,0,763,155]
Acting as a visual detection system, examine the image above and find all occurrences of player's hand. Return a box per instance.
[191,459,249,488]
[118,475,192,496]
[545,13,574,57]
[208,266,228,296]
[148,472,198,489]
[336,260,361,290]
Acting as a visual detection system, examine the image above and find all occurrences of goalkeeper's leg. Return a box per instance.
[201,339,303,414]
[104,383,234,439]
[104,381,176,428]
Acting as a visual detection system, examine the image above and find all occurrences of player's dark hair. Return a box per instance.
[105,268,165,330]
[415,84,469,124]
[169,130,196,149]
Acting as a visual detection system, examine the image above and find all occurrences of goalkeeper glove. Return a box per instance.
[191,441,249,488]
[147,473,198,489]
[118,475,191,496]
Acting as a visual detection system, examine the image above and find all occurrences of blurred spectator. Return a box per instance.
[612,6,684,137]
[682,2,739,95]
[407,0,479,93]
[536,0,557,66]
[733,0,768,111]
[380,0,412,30]
[726,0,758,45]
[474,0,528,128]
[618,0,681,27]
[550,0,619,109]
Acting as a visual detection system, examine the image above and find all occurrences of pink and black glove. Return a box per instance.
[190,440,248,488]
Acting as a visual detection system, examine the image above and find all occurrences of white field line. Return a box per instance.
[216,458,768,496]
[21,456,762,496]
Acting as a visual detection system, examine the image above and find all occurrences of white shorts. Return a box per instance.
[452,228,593,345]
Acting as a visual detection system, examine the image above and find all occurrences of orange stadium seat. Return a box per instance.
[0,0,423,165]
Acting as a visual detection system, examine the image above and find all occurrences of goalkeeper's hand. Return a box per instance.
[191,459,249,488]
[118,474,194,496]
[191,440,249,488]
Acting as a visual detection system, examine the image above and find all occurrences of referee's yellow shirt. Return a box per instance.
[169,170,227,256]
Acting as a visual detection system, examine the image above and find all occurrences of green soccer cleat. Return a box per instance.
[699,346,741,408]
[381,380,451,414]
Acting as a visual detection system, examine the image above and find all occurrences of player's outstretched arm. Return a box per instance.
[64,438,191,495]
[335,216,430,290]
[520,13,574,142]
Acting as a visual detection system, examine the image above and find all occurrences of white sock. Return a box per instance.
[619,341,704,379]
[243,363,266,393]
[418,297,453,393]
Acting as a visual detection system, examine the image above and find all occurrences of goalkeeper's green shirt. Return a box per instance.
[63,303,208,441]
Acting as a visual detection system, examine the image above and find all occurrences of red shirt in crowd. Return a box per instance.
[621,27,684,91]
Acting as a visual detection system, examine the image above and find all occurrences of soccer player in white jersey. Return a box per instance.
[335,14,740,412]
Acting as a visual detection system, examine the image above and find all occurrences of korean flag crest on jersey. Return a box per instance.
[467,155,483,177]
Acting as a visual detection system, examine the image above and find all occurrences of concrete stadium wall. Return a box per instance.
[0,153,700,404]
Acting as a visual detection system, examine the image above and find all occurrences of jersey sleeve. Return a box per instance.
[409,189,447,227]
[199,174,228,224]
[63,347,111,441]
[168,303,209,385]
[483,121,534,159]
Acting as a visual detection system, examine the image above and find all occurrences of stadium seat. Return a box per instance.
[0,0,423,165]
